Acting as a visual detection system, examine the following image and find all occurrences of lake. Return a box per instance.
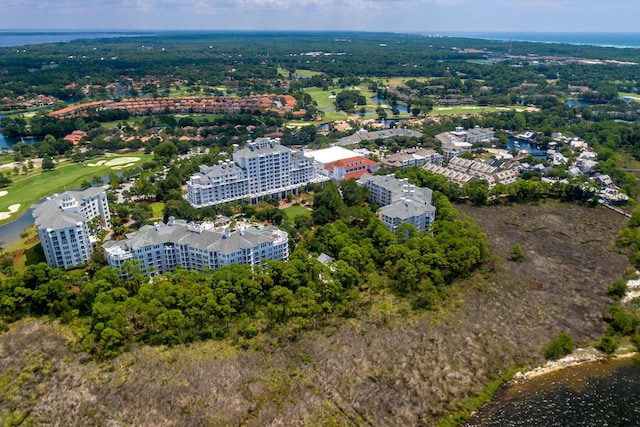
[466,356,640,426]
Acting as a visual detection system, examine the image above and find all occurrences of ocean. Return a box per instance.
[442,32,640,49]
[0,30,150,48]
[1,30,640,49]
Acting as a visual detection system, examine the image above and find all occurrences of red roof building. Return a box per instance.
[324,156,379,181]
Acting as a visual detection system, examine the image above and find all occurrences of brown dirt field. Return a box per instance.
[0,201,630,426]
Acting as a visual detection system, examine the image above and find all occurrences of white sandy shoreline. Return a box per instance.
[512,347,638,383]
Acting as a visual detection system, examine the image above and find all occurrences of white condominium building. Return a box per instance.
[103,217,289,276]
[33,187,111,269]
[357,173,436,233]
[186,138,316,207]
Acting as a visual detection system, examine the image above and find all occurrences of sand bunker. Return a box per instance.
[0,204,21,220]
[104,157,140,167]
[111,163,136,170]
[0,191,8,197]
[87,160,107,167]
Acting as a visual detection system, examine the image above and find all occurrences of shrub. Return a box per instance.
[632,334,640,351]
[544,332,574,360]
[509,243,525,262]
[597,336,618,354]
[608,280,628,300]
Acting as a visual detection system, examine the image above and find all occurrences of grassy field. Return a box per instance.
[150,202,165,220]
[283,205,311,221]
[277,68,324,78]
[429,105,539,116]
[304,86,414,122]
[619,92,640,101]
[0,152,152,226]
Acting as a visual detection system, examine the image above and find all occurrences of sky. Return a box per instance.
[0,0,638,33]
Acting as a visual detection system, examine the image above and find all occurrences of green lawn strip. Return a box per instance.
[0,152,152,226]
[304,87,337,109]
[283,205,311,221]
[278,68,324,78]
[436,367,521,427]
[428,105,537,116]
[150,202,165,220]
[0,154,16,166]
[619,92,640,101]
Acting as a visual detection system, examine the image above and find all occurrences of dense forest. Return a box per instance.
[0,32,638,108]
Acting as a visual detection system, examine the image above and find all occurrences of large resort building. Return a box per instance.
[186,138,320,208]
[33,188,111,269]
[436,126,494,159]
[103,218,289,276]
[358,174,436,233]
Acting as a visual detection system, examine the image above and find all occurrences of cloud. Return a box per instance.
[0,0,637,32]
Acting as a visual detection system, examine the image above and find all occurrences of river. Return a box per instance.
[466,355,640,426]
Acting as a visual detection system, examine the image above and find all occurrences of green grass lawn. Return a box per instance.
[283,205,311,221]
[277,68,324,78]
[150,202,165,220]
[0,152,152,226]
[368,76,432,86]
[619,92,640,101]
[428,105,539,116]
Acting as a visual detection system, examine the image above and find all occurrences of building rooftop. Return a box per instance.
[380,198,436,220]
[304,146,361,165]
[104,220,286,256]
[33,188,106,230]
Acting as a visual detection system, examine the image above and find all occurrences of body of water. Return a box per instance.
[466,356,640,426]
[0,31,148,48]
[0,204,38,248]
[506,136,546,158]
[371,96,410,113]
[443,32,640,49]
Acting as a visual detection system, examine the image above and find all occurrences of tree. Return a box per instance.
[342,179,369,207]
[0,175,11,188]
[544,332,574,359]
[509,243,525,262]
[312,182,345,225]
[608,279,628,300]
[131,204,152,226]
[270,285,294,322]
[597,336,618,354]
[41,154,55,171]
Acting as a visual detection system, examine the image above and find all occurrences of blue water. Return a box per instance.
[0,31,148,48]
[371,96,410,113]
[443,32,640,49]
[0,204,37,248]
[467,356,640,426]
[506,136,546,158]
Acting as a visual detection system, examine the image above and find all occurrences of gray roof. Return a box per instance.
[234,138,290,160]
[358,173,433,205]
[33,205,85,230]
[33,188,103,230]
[380,199,436,220]
[109,221,285,255]
[197,162,246,180]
